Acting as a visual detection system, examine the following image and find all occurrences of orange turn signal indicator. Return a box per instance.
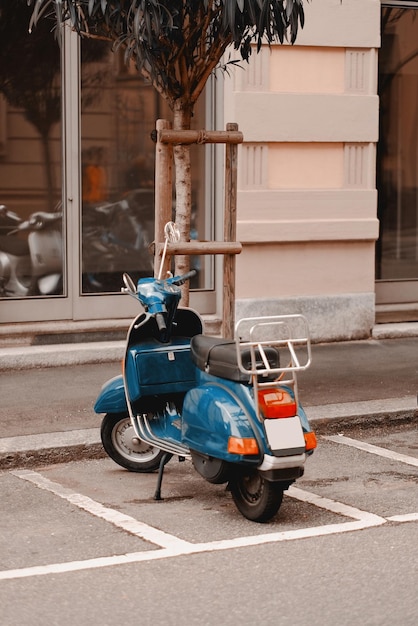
[304,431,317,451]
[228,436,259,455]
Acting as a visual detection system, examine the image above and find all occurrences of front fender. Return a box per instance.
[94,375,127,414]
[182,382,262,463]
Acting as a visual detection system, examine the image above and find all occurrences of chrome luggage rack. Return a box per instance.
[235,315,312,417]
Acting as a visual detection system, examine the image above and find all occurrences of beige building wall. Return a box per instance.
[223,0,381,341]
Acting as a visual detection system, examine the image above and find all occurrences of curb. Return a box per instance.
[0,429,104,470]
[0,341,124,370]
[1,400,416,470]
[306,396,417,426]
[371,321,418,339]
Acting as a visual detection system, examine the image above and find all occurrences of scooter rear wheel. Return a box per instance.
[229,470,284,522]
[101,412,165,472]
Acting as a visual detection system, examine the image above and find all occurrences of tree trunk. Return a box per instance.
[173,101,193,305]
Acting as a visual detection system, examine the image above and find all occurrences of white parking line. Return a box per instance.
[11,469,190,551]
[0,471,387,581]
[386,513,418,523]
[325,435,418,467]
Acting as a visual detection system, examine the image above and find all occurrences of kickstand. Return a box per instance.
[154,452,173,501]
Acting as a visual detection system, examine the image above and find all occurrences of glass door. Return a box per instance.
[376,4,418,305]
[0,2,68,323]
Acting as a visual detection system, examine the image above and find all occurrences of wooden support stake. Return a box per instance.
[223,123,239,339]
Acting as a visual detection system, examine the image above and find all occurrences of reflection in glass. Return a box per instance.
[0,2,63,298]
[377,8,418,281]
[80,44,207,294]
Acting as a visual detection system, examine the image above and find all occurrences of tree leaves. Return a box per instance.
[27,1,307,104]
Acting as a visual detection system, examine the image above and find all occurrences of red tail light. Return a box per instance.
[258,388,297,418]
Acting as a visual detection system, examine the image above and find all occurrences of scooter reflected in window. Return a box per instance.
[0,204,63,298]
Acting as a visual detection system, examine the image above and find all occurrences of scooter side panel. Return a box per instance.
[94,375,127,414]
[181,381,262,463]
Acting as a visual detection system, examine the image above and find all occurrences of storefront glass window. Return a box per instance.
[0,3,63,299]
[377,6,418,282]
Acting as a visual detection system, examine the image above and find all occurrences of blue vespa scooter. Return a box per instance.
[94,259,317,522]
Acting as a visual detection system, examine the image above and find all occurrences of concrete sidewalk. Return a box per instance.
[1,322,417,469]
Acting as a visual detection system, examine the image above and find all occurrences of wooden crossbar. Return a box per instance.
[156,241,242,256]
[158,129,243,145]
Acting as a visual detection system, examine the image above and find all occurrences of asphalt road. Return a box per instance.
[1,422,417,626]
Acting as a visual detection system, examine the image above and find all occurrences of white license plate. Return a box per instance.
[264,416,305,453]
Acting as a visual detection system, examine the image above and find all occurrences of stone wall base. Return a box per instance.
[235,293,375,343]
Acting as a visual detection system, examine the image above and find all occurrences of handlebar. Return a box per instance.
[122,271,197,329]
[11,212,62,234]
[0,206,21,223]
[171,269,197,286]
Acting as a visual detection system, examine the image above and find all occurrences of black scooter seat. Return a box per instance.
[190,335,280,383]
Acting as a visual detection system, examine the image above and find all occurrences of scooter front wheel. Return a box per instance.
[229,470,284,523]
[101,413,165,472]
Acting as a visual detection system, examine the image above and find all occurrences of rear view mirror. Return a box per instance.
[122,272,137,295]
